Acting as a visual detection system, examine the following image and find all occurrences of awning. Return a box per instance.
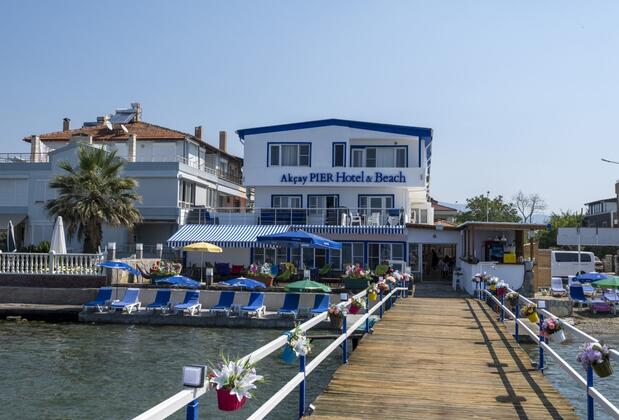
[0,214,27,227]
[291,225,406,236]
[167,224,290,248]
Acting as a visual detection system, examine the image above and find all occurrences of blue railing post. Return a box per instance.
[500,295,505,323]
[299,354,306,418]
[365,294,370,333]
[186,399,198,420]
[342,316,348,364]
[476,281,479,299]
[538,313,545,372]
[514,301,520,343]
[587,365,594,420]
[379,291,384,318]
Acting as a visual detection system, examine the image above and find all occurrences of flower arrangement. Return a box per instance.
[327,304,346,328]
[246,263,273,280]
[349,296,366,314]
[487,276,499,291]
[343,264,372,280]
[520,302,539,323]
[385,275,397,284]
[473,272,491,283]
[540,318,566,343]
[377,281,390,292]
[496,280,508,297]
[260,262,272,276]
[577,342,614,378]
[367,284,379,301]
[282,325,312,363]
[209,356,264,411]
[506,291,519,307]
[150,260,181,277]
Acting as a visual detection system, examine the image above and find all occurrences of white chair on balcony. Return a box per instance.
[350,212,362,226]
[368,212,381,226]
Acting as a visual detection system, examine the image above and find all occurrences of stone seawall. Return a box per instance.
[0,274,106,288]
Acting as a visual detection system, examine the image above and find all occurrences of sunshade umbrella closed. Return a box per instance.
[217,277,266,290]
[50,216,67,254]
[592,277,619,289]
[284,279,332,293]
[182,242,223,284]
[97,261,141,277]
[155,275,200,288]
[6,220,16,252]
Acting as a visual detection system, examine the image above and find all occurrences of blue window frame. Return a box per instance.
[332,142,346,167]
[349,145,408,168]
[271,195,303,208]
[267,142,311,167]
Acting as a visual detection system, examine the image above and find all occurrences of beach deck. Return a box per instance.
[308,283,577,419]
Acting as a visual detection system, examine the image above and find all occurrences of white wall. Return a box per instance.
[456,261,525,295]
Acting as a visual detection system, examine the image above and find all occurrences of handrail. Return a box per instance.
[481,288,619,419]
[134,286,404,420]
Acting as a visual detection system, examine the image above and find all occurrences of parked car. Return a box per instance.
[551,251,595,278]
[595,257,604,273]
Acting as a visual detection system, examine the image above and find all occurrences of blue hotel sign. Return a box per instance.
[280,170,407,185]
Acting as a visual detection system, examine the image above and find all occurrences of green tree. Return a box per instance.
[455,194,521,223]
[535,210,583,249]
[46,146,142,253]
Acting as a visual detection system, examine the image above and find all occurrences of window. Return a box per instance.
[254,247,288,266]
[333,143,345,167]
[301,248,327,269]
[342,243,364,267]
[349,146,407,167]
[330,248,341,269]
[359,195,394,220]
[272,195,302,208]
[368,243,405,269]
[409,243,421,272]
[308,195,339,216]
[554,252,592,262]
[179,180,196,205]
[269,143,310,166]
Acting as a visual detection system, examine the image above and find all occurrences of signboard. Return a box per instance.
[280,170,407,185]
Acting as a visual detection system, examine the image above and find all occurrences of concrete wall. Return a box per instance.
[0,287,98,304]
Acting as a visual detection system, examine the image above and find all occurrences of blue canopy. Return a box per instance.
[217,277,266,290]
[155,275,201,288]
[573,272,609,283]
[256,230,341,250]
[97,261,140,276]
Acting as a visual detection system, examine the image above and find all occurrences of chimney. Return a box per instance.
[219,131,227,153]
[128,134,137,162]
[194,126,203,140]
[30,135,41,162]
[63,118,71,132]
[131,102,142,122]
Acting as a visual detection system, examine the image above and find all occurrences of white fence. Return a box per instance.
[0,252,105,275]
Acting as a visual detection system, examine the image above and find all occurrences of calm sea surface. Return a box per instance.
[1,321,618,420]
[0,321,340,420]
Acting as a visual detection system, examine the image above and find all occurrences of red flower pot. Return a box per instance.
[217,388,247,411]
[497,288,506,297]
[349,305,360,314]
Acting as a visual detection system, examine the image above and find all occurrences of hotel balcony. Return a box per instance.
[182,206,411,226]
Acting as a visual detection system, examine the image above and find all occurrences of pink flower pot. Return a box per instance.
[349,306,360,314]
[217,388,247,411]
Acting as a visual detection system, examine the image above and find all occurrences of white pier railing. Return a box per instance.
[0,252,105,275]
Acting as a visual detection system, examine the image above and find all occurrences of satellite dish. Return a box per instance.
[105,120,113,131]
[120,124,129,134]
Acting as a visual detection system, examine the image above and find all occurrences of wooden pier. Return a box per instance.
[308,284,577,419]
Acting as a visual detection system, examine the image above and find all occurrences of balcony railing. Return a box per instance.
[0,153,49,163]
[176,155,243,185]
[184,206,410,226]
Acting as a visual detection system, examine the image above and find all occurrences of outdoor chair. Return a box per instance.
[367,212,381,226]
[582,283,596,297]
[277,293,300,318]
[310,294,330,316]
[550,278,566,297]
[110,288,141,314]
[240,292,266,318]
[174,291,202,316]
[83,287,113,313]
[350,212,362,226]
[230,265,245,275]
[603,290,619,304]
[210,291,235,315]
[146,289,172,312]
[215,263,230,277]
[569,285,590,307]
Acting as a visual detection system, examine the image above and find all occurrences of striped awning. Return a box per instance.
[291,225,406,236]
[167,224,291,248]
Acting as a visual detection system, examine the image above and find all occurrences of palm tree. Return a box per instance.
[46,146,142,253]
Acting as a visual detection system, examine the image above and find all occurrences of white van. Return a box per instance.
[551,251,595,278]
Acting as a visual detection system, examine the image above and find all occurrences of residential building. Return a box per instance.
[583,198,617,228]
[0,103,246,254]
[431,199,459,223]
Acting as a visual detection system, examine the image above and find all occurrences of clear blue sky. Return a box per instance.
[2,1,618,212]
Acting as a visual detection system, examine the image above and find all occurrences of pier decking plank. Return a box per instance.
[308,287,577,419]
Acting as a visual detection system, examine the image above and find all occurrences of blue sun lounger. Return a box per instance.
[110,288,141,314]
[83,287,113,313]
[240,292,266,318]
[174,291,202,316]
[146,289,172,312]
[277,293,300,318]
[310,294,330,316]
[210,291,236,315]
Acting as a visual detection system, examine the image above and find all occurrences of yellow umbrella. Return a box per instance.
[182,242,223,283]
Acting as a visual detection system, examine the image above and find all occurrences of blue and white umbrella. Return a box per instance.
[155,275,200,288]
[217,277,266,290]
[97,260,140,277]
[6,220,16,252]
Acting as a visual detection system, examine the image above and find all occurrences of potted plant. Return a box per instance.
[367,284,379,301]
[245,263,274,287]
[349,296,366,314]
[487,277,498,292]
[496,281,508,298]
[342,264,372,291]
[577,342,614,378]
[208,356,263,411]
[327,304,346,329]
[150,260,181,280]
[521,303,539,323]
[473,272,490,283]
[540,318,566,344]
[377,281,390,294]
[281,325,312,364]
[506,291,519,308]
